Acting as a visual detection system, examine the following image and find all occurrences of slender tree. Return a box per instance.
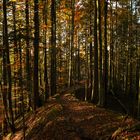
[68,0,75,87]
[103,0,108,104]
[89,0,93,99]
[138,60,140,118]
[77,34,80,81]
[135,0,140,118]
[3,0,15,132]
[42,0,49,100]
[33,0,40,109]
[93,0,98,103]
[98,0,104,106]
[50,0,57,95]
[12,1,18,117]
[18,29,25,139]
[129,0,134,115]
[25,0,32,109]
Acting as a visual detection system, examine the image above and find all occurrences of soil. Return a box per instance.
[3,90,140,140]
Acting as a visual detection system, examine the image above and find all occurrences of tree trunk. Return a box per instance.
[103,0,108,105]
[89,0,93,100]
[18,32,25,139]
[137,58,140,118]
[68,0,75,87]
[12,2,18,117]
[93,0,98,103]
[3,0,15,132]
[25,0,32,109]
[98,0,104,106]
[33,0,39,110]
[50,0,57,96]
[41,0,49,100]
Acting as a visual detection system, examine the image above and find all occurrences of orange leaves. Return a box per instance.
[41,23,51,30]
[57,67,65,73]
[41,24,47,29]
[61,7,71,16]
[74,2,86,25]
[75,11,82,23]
[57,77,64,84]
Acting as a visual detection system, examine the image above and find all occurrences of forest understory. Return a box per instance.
[3,88,140,140]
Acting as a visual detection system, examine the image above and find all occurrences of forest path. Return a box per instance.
[4,91,140,140]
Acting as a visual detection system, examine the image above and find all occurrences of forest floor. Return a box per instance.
[3,89,140,140]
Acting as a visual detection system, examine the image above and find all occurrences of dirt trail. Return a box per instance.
[3,92,140,140]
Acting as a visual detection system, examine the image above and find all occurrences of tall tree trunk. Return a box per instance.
[137,58,140,118]
[89,0,93,100]
[103,0,108,105]
[3,0,15,132]
[113,0,118,88]
[25,0,32,109]
[129,0,134,114]
[2,45,9,134]
[33,0,39,110]
[18,32,25,139]
[78,35,80,81]
[98,0,104,106]
[109,0,114,90]
[12,1,18,118]
[68,0,75,87]
[93,0,98,103]
[43,0,49,100]
[50,0,57,95]
[136,11,140,118]
[85,32,89,101]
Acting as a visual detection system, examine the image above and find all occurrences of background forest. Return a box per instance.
[0,0,140,136]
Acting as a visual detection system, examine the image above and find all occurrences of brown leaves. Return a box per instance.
[4,93,140,140]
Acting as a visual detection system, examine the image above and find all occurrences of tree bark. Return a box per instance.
[68,0,75,87]
[93,0,98,103]
[3,0,15,132]
[43,0,49,100]
[33,0,39,110]
[50,0,57,96]
[103,0,108,105]
[98,0,105,106]
[25,0,32,109]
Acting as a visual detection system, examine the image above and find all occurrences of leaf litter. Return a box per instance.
[3,91,140,140]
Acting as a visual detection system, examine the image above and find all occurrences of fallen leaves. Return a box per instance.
[3,92,140,140]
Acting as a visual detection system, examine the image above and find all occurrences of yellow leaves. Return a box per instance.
[41,21,51,30]
[74,9,84,25]
[41,24,48,29]
[58,67,65,73]
[9,0,16,2]
[117,115,126,120]
[61,7,69,13]
[39,3,44,9]
[88,36,93,43]
[57,74,65,85]
[59,7,71,18]
[4,133,12,140]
